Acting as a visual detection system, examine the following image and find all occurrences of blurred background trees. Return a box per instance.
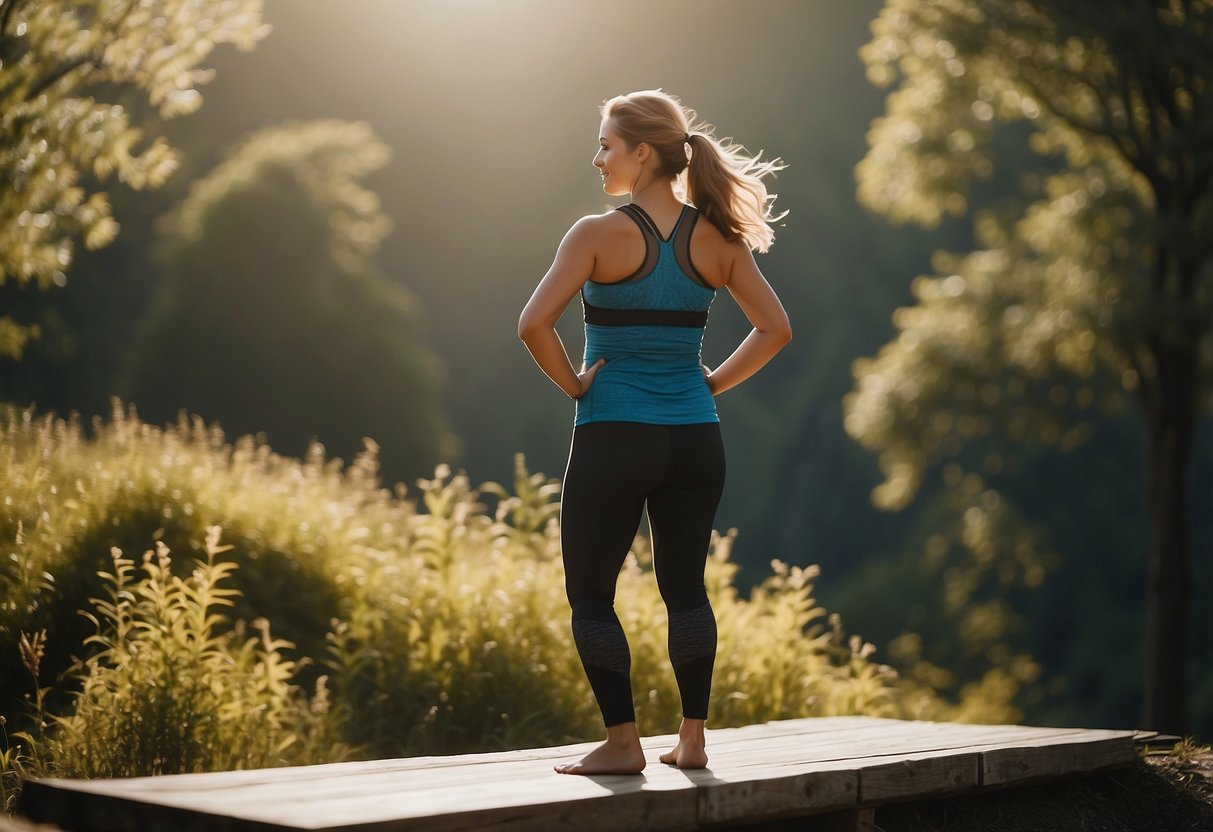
[1,0,1210,744]
[849,0,1212,735]
[123,120,456,475]
[0,0,269,358]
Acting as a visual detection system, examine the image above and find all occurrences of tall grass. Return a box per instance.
[0,402,1011,812]
[49,526,345,778]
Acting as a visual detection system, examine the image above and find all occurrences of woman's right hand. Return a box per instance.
[575,358,606,398]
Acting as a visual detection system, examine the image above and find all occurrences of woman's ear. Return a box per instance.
[635,142,652,164]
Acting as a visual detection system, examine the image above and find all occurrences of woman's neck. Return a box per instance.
[629,177,680,211]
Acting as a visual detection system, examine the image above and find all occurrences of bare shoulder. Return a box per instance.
[562,209,631,250]
[689,211,744,288]
[722,233,756,263]
[570,209,632,237]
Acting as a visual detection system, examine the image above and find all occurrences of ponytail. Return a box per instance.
[602,90,786,253]
[685,132,785,253]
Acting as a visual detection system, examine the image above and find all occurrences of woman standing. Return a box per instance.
[518,90,791,775]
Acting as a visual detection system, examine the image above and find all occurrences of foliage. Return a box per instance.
[45,529,342,779]
[849,0,1213,731]
[0,534,341,813]
[0,402,1007,807]
[0,0,270,358]
[851,0,1212,509]
[122,119,457,479]
[835,475,1058,725]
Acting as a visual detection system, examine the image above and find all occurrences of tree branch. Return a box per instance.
[25,53,104,101]
[1013,67,1142,167]
[1147,58,1183,141]
[978,0,1056,46]
[1117,72,1159,187]
[971,3,1158,177]
[23,0,143,102]
[1050,63,1146,167]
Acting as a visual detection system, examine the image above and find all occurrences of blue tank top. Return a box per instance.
[574,203,718,426]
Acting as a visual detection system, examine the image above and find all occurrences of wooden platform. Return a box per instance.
[19,716,1138,831]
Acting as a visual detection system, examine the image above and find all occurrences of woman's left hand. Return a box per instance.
[576,358,606,398]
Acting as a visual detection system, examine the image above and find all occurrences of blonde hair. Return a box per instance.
[601,89,786,253]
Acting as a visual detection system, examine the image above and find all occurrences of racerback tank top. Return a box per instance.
[574,203,718,426]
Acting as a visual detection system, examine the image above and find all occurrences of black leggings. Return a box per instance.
[560,421,726,727]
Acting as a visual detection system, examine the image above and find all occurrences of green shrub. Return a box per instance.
[0,402,406,715]
[54,526,345,778]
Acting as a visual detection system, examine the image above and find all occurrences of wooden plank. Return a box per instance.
[982,732,1136,786]
[683,723,1108,775]
[858,751,981,803]
[689,720,970,764]
[692,761,859,825]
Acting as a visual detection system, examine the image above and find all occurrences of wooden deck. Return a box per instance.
[18,716,1138,831]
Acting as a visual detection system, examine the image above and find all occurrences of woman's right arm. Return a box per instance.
[704,243,792,396]
[518,217,606,399]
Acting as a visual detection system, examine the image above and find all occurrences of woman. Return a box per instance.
[518,89,791,775]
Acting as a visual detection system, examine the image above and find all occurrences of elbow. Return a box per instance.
[769,315,792,348]
[518,299,558,343]
[755,321,791,349]
[517,312,541,343]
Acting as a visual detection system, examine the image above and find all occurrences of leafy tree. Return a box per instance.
[0,0,269,358]
[848,0,1212,733]
[123,120,457,480]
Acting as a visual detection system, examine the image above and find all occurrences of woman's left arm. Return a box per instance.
[704,243,792,396]
[518,217,605,399]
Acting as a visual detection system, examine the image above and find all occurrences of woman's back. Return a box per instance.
[583,203,732,289]
[575,203,719,426]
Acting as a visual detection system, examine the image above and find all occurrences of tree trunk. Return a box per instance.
[1141,346,1197,735]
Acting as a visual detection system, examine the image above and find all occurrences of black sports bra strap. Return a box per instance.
[616,204,661,240]
[622,203,688,243]
[605,205,658,284]
[583,298,708,328]
[671,206,714,289]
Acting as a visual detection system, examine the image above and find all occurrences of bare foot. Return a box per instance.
[660,717,708,769]
[554,723,646,775]
[659,742,708,771]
